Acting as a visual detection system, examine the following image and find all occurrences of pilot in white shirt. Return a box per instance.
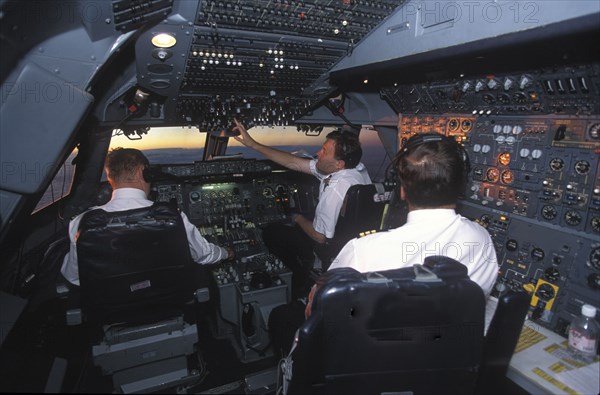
[61,148,231,286]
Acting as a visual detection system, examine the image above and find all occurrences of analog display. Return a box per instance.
[497,93,511,104]
[482,93,496,104]
[461,119,473,132]
[448,119,460,131]
[190,191,201,202]
[574,160,591,175]
[498,152,511,166]
[541,205,557,220]
[549,158,564,172]
[512,92,527,103]
[535,283,555,300]
[588,123,600,139]
[501,170,514,184]
[589,247,600,270]
[531,247,545,261]
[591,216,600,233]
[564,210,582,226]
[486,168,500,183]
[544,268,560,282]
[262,187,273,198]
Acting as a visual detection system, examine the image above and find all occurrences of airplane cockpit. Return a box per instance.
[1,1,599,394]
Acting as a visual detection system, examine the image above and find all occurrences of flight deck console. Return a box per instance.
[150,159,319,362]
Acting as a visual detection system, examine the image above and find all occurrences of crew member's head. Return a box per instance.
[395,133,466,209]
[315,128,362,174]
[105,148,151,195]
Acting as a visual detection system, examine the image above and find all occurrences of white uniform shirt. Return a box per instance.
[60,188,228,286]
[329,208,498,297]
[309,159,372,239]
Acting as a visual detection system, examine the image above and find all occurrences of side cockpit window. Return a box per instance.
[32,148,77,213]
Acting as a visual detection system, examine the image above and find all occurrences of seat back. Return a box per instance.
[285,256,486,394]
[475,290,531,394]
[316,184,385,269]
[76,202,197,325]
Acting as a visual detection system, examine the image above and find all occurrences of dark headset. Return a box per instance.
[142,166,153,183]
[393,132,471,183]
[330,128,362,169]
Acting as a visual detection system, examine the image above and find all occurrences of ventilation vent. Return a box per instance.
[112,0,173,33]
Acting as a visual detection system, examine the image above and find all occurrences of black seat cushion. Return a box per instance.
[77,202,196,325]
[287,257,485,394]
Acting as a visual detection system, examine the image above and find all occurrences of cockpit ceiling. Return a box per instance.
[159,0,405,128]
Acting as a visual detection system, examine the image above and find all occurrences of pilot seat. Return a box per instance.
[280,256,530,394]
[71,202,208,393]
[314,183,386,271]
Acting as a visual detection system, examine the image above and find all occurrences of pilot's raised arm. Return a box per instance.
[231,119,370,299]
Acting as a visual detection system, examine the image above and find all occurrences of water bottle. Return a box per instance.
[568,304,599,362]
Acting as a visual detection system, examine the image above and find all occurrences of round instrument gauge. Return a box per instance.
[564,210,582,226]
[544,268,560,282]
[486,168,500,183]
[448,119,460,131]
[589,247,600,270]
[190,191,201,202]
[498,152,511,166]
[574,160,591,175]
[541,205,558,220]
[588,123,600,140]
[512,92,527,104]
[591,216,600,233]
[501,169,514,184]
[497,93,510,104]
[262,187,274,198]
[549,158,564,172]
[535,283,555,300]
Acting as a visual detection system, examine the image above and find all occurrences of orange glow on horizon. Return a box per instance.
[109,125,384,151]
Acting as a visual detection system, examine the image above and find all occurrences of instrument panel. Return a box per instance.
[394,63,600,338]
[150,159,319,361]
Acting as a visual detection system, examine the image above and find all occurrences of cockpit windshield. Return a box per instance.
[109,126,391,181]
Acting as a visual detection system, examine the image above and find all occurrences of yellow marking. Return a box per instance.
[532,367,579,395]
[514,326,547,353]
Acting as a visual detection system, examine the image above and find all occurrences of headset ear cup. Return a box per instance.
[142,166,153,183]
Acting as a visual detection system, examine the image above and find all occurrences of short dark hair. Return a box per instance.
[395,134,466,208]
[105,148,149,183]
[325,129,362,169]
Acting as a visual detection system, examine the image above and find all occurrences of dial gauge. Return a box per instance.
[541,205,558,220]
[549,158,564,172]
[564,210,582,226]
[486,168,500,183]
[501,170,514,184]
[498,152,511,166]
[574,160,591,175]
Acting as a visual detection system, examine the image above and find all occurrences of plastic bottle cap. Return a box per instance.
[582,304,597,318]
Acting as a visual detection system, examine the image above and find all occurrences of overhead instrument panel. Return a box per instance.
[382,64,600,116]
[172,0,406,129]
